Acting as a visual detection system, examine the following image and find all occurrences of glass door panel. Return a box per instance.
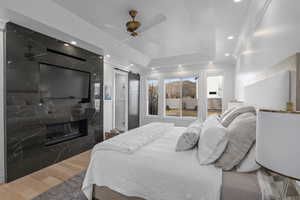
[165,78,181,117]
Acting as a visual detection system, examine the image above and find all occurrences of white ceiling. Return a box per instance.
[53,0,250,68]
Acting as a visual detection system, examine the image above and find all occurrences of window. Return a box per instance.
[147,80,159,115]
[165,77,198,117]
[207,76,223,116]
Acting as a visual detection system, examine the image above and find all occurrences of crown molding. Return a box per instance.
[234,0,273,57]
[0,18,8,31]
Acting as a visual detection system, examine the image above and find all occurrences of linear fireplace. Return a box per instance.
[45,119,88,146]
[5,22,103,182]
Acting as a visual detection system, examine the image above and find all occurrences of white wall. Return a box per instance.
[0,20,5,183]
[140,64,235,127]
[103,62,114,135]
[244,71,290,110]
[235,0,300,101]
[207,76,223,98]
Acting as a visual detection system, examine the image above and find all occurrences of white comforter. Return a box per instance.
[82,126,222,200]
[92,122,174,154]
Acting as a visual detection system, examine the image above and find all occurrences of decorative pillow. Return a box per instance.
[203,114,220,128]
[236,143,260,173]
[189,119,202,130]
[221,106,256,127]
[219,107,235,121]
[215,114,256,170]
[175,126,200,151]
[198,124,228,165]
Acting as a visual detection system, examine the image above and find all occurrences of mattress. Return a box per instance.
[83,127,222,200]
[92,171,261,200]
[83,126,262,200]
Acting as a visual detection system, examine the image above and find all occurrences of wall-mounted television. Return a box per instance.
[39,63,91,102]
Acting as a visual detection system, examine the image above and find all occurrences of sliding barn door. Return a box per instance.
[128,72,140,130]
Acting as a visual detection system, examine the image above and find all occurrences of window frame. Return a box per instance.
[164,76,199,119]
[206,74,224,117]
[146,79,159,116]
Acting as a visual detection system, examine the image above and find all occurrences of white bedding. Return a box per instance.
[92,122,174,154]
[82,126,222,200]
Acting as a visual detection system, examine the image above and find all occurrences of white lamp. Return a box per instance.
[256,110,300,198]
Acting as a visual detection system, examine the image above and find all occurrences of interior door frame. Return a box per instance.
[112,69,128,131]
[205,72,225,120]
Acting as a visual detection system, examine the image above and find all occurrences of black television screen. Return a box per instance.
[39,63,90,101]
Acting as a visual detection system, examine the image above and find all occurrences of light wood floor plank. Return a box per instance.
[0,150,91,200]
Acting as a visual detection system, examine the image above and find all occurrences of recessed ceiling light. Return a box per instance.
[234,0,242,2]
[70,41,77,45]
[225,53,230,57]
[99,55,103,59]
[178,64,183,68]
[130,64,134,67]
[209,61,213,64]
[105,54,111,58]
[151,67,155,70]
[64,43,70,47]
[227,35,234,40]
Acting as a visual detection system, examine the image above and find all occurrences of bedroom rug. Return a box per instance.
[33,171,87,200]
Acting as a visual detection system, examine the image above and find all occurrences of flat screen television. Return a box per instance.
[39,63,91,102]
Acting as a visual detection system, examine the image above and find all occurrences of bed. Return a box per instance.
[82,125,262,200]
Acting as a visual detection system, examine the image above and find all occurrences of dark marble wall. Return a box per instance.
[5,22,103,182]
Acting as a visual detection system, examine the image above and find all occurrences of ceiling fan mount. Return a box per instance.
[126,10,141,37]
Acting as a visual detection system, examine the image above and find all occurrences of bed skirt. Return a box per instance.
[92,171,262,200]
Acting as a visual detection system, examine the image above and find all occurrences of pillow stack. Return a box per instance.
[195,106,260,172]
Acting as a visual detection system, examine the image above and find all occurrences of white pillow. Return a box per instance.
[236,144,260,173]
[215,114,256,170]
[220,107,235,121]
[198,125,228,165]
[221,106,256,127]
[175,124,201,151]
[189,119,202,130]
[202,114,220,130]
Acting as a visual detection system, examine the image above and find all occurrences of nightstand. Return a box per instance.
[105,132,119,140]
[258,170,300,199]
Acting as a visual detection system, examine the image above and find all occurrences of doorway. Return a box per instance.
[207,76,223,116]
[114,70,128,132]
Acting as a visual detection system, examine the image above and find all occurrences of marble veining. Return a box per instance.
[5,22,103,182]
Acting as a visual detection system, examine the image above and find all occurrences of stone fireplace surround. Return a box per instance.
[5,22,103,182]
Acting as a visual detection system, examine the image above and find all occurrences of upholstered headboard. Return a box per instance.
[244,71,292,110]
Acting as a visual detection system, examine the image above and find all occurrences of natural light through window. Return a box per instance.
[147,80,159,115]
[165,77,198,117]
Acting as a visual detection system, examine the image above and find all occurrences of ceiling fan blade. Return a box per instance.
[102,24,123,32]
[98,24,129,39]
[139,14,167,33]
[120,37,133,43]
[133,34,160,45]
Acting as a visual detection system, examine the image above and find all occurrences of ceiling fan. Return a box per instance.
[101,10,167,44]
[126,10,141,37]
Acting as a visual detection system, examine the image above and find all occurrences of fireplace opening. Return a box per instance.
[45,119,88,146]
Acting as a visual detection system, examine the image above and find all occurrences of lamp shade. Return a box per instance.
[256,110,300,180]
